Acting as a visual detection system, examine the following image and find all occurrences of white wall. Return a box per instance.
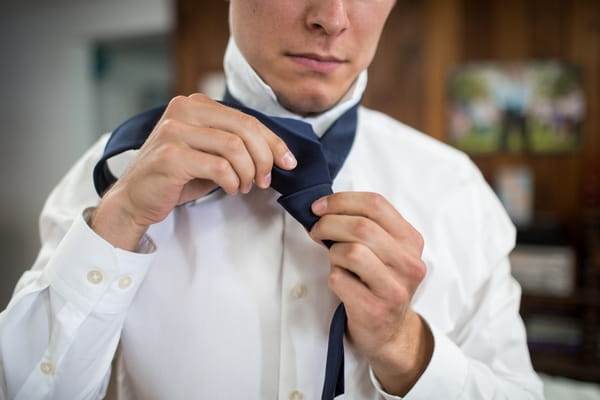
[0,0,174,308]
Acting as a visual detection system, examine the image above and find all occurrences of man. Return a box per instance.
[0,1,543,399]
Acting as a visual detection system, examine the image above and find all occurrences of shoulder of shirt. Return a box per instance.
[356,106,483,187]
[39,134,110,240]
[356,108,516,288]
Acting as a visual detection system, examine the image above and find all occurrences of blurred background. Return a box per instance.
[0,0,598,398]
[0,0,173,303]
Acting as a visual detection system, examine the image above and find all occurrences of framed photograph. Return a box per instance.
[447,61,585,154]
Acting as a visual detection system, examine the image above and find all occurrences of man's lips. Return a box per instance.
[287,53,346,73]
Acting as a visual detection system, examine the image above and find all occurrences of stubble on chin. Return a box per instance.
[275,87,348,117]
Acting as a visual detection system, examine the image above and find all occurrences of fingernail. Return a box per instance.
[263,172,272,188]
[282,151,297,169]
[312,197,327,214]
[244,182,253,193]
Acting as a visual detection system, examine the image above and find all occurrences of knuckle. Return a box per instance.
[188,93,211,102]
[158,118,179,136]
[410,258,427,281]
[346,243,366,265]
[211,158,231,177]
[239,113,261,133]
[413,230,425,251]
[352,218,374,241]
[153,142,180,164]
[223,134,245,154]
[327,267,341,288]
[388,285,409,306]
[366,192,385,209]
[167,95,188,113]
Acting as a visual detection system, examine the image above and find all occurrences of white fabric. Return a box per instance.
[0,38,543,400]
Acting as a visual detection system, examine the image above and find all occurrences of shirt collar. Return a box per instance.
[224,37,367,137]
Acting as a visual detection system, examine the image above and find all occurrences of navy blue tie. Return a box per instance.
[93,92,358,399]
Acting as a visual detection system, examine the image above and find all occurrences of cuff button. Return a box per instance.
[87,269,104,285]
[118,275,133,289]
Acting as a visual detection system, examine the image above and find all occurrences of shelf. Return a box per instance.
[522,291,600,308]
[530,352,600,383]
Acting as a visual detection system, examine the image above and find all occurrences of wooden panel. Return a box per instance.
[525,0,567,58]
[569,0,600,153]
[362,0,426,131]
[422,0,463,142]
[174,0,229,95]
[491,0,530,59]
[461,0,494,60]
[569,0,600,213]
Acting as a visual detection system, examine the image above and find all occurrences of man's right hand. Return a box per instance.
[90,93,297,251]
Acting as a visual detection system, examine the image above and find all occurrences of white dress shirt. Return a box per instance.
[0,38,543,400]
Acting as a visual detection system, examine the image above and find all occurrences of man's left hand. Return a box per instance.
[310,192,433,396]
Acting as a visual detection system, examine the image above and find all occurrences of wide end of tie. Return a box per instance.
[277,183,333,231]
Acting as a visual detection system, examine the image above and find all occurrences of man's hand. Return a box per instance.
[310,192,433,396]
[92,94,297,251]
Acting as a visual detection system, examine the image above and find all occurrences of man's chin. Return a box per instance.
[276,90,342,117]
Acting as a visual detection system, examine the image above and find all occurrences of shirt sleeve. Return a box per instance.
[369,260,544,400]
[368,164,544,400]
[0,136,157,400]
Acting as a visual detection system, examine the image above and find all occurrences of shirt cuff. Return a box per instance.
[44,209,157,315]
[369,323,468,400]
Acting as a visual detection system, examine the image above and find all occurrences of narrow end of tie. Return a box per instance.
[321,303,347,400]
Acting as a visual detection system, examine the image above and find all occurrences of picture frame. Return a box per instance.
[447,61,585,154]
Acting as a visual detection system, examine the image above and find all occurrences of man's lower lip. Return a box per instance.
[288,55,343,73]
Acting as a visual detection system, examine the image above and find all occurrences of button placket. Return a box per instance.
[280,211,334,399]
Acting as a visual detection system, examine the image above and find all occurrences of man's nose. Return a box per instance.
[306,0,349,36]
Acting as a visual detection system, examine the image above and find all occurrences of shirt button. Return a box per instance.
[87,270,104,285]
[40,362,54,375]
[289,390,304,400]
[118,275,133,289]
[291,284,308,299]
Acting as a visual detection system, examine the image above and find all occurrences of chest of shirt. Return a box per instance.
[117,184,354,398]
[111,135,476,398]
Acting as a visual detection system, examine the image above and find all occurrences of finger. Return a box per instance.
[312,192,424,253]
[327,264,407,339]
[152,118,256,193]
[185,94,297,187]
[175,147,241,195]
[328,238,423,298]
[328,242,398,298]
[327,264,373,311]
[310,214,427,286]
[253,124,297,188]
[310,214,398,266]
[186,126,257,194]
